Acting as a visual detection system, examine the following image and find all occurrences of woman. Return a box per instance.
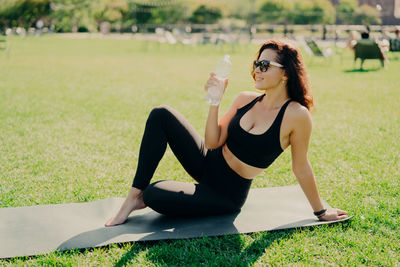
[105,40,348,227]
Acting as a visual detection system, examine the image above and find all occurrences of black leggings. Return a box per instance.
[132,105,252,216]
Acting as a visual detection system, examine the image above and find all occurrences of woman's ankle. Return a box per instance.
[129,186,144,199]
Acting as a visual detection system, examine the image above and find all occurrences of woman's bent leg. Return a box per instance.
[106,106,208,227]
[132,105,207,190]
[143,181,238,216]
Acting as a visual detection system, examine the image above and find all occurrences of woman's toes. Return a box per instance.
[105,217,117,227]
[105,215,127,227]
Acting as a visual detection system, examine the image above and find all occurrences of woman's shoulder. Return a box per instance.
[233,91,263,108]
[286,101,312,126]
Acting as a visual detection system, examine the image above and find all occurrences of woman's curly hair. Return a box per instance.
[251,39,314,111]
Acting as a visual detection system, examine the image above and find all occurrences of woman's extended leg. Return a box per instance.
[106,105,208,226]
[142,180,238,216]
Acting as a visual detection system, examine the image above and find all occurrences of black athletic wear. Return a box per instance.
[131,93,291,216]
[132,105,252,216]
[226,94,291,168]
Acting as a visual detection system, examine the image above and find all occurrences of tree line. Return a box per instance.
[0,0,381,33]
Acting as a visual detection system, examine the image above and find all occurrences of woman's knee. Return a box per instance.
[142,181,163,207]
[147,105,172,122]
[142,183,154,206]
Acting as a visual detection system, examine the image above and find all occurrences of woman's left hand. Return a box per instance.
[318,208,348,221]
[204,72,229,93]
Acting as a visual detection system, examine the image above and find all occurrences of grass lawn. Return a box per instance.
[0,35,399,266]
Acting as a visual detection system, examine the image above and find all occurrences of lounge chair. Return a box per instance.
[296,37,334,64]
[354,40,385,69]
[304,39,333,58]
[389,38,400,52]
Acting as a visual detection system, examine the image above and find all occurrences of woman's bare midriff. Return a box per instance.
[221,144,265,179]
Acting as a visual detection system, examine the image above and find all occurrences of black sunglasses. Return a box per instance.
[253,60,284,72]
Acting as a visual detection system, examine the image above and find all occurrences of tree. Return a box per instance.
[353,4,381,25]
[150,3,188,24]
[312,0,335,24]
[292,0,335,24]
[336,0,358,24]
[259,0,294,24]
[0,0,51,29]
[93,0,128,23]
[189,5,222,24]
[124,2,153,24]
[50,0,96,32]
[0,0,15,31]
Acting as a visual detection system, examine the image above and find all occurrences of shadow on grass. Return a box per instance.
[113,231,294,266]
[114,218,353,266]
[343,68,381,73]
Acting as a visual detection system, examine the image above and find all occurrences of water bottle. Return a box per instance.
[205,55,232,106]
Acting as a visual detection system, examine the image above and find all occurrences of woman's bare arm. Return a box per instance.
[289,105,325,212]
[204,93,241,149]
[290,105,348,221]
[204,89,258,149]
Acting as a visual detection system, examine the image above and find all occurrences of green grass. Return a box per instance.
[0,35,399,266]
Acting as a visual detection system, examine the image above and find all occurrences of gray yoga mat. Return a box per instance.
[0,185,352,259]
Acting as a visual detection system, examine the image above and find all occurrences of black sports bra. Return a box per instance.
[226,94,291,168]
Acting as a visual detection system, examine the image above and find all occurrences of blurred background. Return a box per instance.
[1,0,400,44]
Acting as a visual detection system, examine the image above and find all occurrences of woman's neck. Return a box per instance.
[261,87,289,109]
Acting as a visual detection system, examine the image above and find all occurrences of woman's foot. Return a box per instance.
[105,187,147,227]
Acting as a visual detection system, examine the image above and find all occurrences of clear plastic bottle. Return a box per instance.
[205,55,232,106]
